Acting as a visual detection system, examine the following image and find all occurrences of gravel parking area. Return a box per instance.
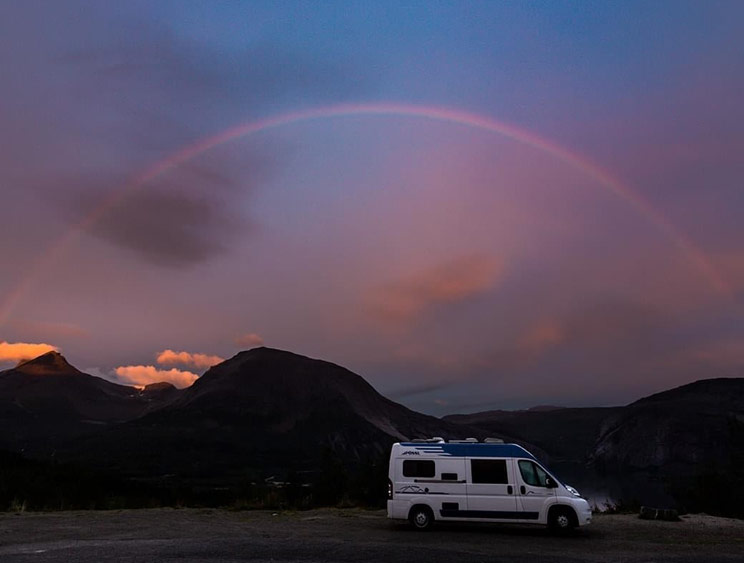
[0,508,742,562]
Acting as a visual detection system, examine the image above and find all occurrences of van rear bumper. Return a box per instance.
[387,499,410,520]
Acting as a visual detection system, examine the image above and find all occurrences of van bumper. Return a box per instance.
[387,499,410,520]
[575,499,592,526]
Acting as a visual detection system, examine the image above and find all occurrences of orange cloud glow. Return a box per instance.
[156,349,224,370]
[0,341,59,364]
[234,332,265,348]
[114,365,199,388]
[370,255,504,323]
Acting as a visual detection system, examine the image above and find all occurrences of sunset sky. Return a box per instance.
[1,1,743,414]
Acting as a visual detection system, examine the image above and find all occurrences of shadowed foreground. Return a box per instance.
[0,509,742,562]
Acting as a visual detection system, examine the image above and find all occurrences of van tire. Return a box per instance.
[548,506,577,532]
[409,505,434,531]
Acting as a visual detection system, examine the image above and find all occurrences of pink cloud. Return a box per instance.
[369,255,504,323]
[517,319,564,355]
[155,349,224,370]
[0,341,59,364]
[114,365,199,389]
[234,332,265,348]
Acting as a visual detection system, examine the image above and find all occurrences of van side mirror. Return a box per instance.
[545,477,557,488]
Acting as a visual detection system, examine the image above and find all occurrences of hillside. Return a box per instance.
[445,377,744,514]
[43,348,496,480]
[0,352,179,454]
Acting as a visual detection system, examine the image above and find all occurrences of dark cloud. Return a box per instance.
[74,187,243,268]
[0,3,364,266]
[388,380,456,400]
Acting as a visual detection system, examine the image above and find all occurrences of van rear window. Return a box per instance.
[403,460,435,478]
[471,459,508,484]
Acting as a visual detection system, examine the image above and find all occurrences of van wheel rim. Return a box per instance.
[556,514,569,528]
[415,513,428,526]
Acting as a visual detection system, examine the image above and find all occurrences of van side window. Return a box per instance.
[470,459,508,484]
[403,460,435,478]
[518,460,549,487]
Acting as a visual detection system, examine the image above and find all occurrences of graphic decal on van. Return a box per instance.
[396,485,449,495]
[398,485,427,494]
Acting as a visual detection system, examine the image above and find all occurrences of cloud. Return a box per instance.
[369,255,504,323]
[114,365,198,389]
[156,349,224,370]
[73,187,246,268]
[388,380,456,400]
[0,5,362,268]
[516,319,564,355]
[0,341,59,364]
[234,333,265,348]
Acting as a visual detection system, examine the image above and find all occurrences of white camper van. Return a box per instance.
[387,438,591,531]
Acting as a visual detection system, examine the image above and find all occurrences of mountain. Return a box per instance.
[444,406,621,463]
[592,378,744,468]
[4,349,740,514]
[63,347,496,480]
[588,378,744,513]
[0,351,180,454]
[445,377,744,515]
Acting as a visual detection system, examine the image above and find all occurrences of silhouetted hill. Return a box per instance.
[444,406,621,462]
[588,378,744,514]
[3,350,742,515]
[0,352,180,454]
[174,347,477,441]
[592,378,744,468]
[445,378,744,515]
[62,348,496,481]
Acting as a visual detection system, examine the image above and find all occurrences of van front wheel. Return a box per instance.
[409,505,434,531]
[548,506,576,532]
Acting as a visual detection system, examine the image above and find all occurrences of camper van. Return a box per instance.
[387,438,591,531]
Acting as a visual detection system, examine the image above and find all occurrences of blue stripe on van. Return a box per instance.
[440,509,539,520]
[400,443,536,459]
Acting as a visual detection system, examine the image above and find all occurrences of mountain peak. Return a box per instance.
[15,350,81,376]
[235,346,303,360]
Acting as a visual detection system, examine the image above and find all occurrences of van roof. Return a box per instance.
[396,442,536,459]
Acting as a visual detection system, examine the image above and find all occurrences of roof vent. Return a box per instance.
[449,438,479,443]
[410,437,445,443]
[484,438,505,443]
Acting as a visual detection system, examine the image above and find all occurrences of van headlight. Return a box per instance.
[565,485,581,497]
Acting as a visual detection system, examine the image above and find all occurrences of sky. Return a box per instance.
[1,1,743,414]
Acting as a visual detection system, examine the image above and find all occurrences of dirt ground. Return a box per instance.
[0,508,742,562]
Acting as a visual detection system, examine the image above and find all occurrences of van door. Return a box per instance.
[464,458,518,518]
[431,458,467,518]
[515,459,556,520]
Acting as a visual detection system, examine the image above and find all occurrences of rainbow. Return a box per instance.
[0,102,729,328]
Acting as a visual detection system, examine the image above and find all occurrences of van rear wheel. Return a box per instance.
[409,505,434,531]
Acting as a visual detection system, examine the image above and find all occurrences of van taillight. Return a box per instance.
[387,478,393,500]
